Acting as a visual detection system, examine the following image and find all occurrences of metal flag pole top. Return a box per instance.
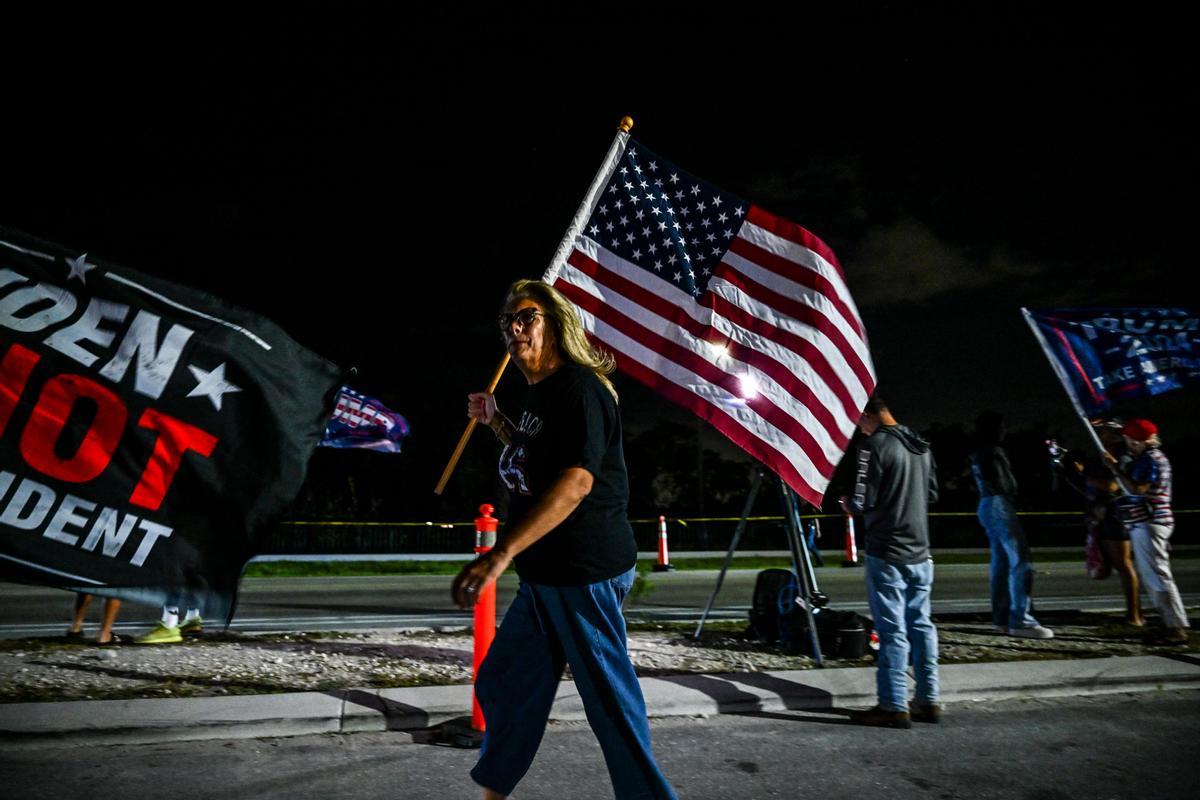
[434,116,635,495]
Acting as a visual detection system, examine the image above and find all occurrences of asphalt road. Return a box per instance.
[1,559,1196,637]
[3,691,1197,799]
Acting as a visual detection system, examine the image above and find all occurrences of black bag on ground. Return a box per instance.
[781,608,872,658]
[747,568,799,645]
[747,569,872,658]
[813,608,871,659]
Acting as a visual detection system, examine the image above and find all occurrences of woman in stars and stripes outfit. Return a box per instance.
[1111,418,1190,646]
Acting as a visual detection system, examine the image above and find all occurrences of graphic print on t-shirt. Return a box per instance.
[499,411,543,496]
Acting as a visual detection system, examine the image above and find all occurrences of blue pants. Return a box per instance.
[977,495,1039,629]
[470,567,676,800]
[865,555,939,712]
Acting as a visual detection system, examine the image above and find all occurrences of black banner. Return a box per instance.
[0,227,342,621]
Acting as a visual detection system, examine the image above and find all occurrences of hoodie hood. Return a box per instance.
[878,424,930,455]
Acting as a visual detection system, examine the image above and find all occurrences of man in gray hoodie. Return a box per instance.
[841,395,940,729]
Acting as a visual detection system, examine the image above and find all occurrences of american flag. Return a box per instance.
[543,136,875,506]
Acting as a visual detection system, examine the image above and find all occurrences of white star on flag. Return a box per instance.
[187,362,243,411]
[66,253,97,283]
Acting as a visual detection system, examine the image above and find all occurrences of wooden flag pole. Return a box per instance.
[434,352,511,495]
[433,115,634,495]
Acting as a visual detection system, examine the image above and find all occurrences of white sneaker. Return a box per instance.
[1009,625,1054,639]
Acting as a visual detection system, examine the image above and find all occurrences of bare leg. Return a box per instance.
[482,791,507,800]
[69,594,93,634]
[1101,539,1142,626]
[97,598,122,644]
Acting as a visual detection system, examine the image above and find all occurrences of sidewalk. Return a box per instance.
[3,652,1198,750]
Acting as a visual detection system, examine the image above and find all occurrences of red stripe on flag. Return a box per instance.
[746,205,845,280]
[727,235,864,339]
[566,249,703,337]
[707,292,868,419]
[567,314,825,507]
[714,263,874,394]
[1051,327,1105,407]
[567,248,861,430]
[556,279,837,477]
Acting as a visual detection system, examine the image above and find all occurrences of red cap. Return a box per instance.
[1121,418,1158,441]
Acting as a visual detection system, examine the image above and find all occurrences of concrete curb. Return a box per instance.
[2,654,1198,749]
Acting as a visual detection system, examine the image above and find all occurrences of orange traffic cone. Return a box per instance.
[653,515,675,572]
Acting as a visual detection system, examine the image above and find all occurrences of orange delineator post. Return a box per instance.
[841,512,860,567]
[653,515,675,572]
[471,503,499,732]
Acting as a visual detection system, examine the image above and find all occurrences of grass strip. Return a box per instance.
[242,547,1197,578]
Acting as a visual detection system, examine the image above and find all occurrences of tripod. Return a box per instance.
[693,467,828,665]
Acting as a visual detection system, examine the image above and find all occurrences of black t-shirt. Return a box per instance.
[498,363,637,585]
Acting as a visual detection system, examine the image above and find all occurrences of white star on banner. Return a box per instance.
[66,253,97,283]
[187,363,242,411]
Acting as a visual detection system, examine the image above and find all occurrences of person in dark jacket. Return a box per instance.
[971,410,1053,639]
[841,395,940,729]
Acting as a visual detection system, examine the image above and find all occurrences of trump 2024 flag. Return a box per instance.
[1023,307,1199,416]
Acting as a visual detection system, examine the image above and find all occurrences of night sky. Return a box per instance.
[2,13,1193,518]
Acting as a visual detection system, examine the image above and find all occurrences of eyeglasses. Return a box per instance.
[497,309,545,331]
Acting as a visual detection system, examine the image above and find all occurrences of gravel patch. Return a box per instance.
[0,610,1193,704]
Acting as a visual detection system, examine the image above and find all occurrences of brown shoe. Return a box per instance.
[911,703,942,724]
[849,705,911,729]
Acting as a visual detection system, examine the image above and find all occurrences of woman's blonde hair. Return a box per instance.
[504,279,618,402]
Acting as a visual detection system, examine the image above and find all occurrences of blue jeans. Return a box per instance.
[977,495,1039,628]
[471,567,676,800]
[865,555,939,712]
